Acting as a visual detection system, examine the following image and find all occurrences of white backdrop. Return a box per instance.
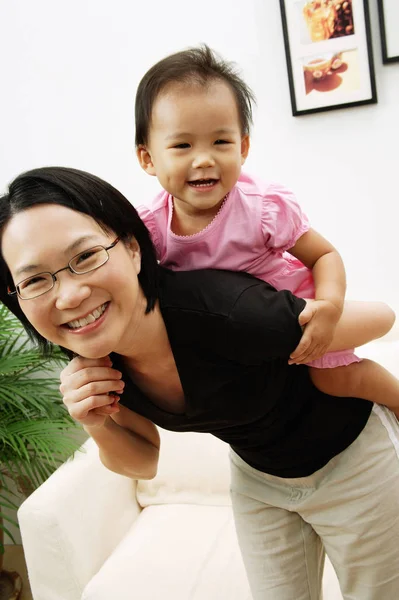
[1,0,398,306]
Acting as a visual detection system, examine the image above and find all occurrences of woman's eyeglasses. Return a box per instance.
[8,238,120,300]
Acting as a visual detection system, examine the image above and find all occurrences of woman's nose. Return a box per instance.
[54,275,91,311]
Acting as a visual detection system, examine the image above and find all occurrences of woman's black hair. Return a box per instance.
[0,166,159,356]
[135,44,256,147]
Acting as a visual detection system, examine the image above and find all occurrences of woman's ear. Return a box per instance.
[126,237,142,275]
[136,145,157,176]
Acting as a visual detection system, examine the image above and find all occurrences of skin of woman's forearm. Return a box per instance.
[312,250,346,315]
[84,417,159,480]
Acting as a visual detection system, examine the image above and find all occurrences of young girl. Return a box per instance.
[135,44,399,414]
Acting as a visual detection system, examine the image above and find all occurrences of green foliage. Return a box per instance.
[0,303,81,553]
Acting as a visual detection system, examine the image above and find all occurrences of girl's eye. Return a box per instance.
[173,143,190,149]
[214,139,230,145]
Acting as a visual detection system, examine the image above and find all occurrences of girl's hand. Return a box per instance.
[289,300,340,364]
[59,355,125,428]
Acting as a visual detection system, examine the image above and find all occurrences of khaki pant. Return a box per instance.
[230,405,399,599]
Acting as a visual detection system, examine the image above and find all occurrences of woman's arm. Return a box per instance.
[60,356,159,480]
[85,407,159,480]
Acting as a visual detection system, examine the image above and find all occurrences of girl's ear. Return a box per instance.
[136,145,157,176]
[126,237,142,275]
[240,135,250,165]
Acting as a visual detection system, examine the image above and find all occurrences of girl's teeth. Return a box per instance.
[190,179,216,187]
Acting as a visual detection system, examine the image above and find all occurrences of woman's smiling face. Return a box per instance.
[1,203,144,358]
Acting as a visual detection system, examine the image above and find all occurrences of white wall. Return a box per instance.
[1,0,398,306]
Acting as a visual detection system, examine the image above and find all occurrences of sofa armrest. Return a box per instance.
[18,437,141,600]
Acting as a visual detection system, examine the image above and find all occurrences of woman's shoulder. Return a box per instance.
[158,268,305,364]
[158,267,270,317]
[158,267,305,336]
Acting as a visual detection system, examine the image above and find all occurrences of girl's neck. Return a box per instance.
[171,196,226,236]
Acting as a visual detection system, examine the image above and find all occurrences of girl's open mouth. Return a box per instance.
[188,178,219,188]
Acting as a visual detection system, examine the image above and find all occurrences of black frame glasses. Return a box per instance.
[8,237,120,300]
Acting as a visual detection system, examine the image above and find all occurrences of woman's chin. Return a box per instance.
[66,342,114,360]
[84,349,113,360]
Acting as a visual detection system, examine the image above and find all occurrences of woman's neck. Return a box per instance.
[119,298,185,412]
[118,299,171,370]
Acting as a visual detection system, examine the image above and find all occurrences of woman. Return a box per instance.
[1,166,398,600]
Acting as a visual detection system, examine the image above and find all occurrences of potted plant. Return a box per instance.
[0,303,82,599]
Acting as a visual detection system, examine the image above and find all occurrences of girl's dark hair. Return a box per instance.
[135,44,255,146]
[0,166,159,356]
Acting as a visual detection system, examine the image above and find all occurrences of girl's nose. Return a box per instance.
[192,152,215,169]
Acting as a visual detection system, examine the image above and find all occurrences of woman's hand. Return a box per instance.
[289,299,341,364]
[59,355,125,428]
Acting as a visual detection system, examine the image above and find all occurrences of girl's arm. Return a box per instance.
[290,228,346,313]
[287,228,346,363]
[288,229,395,363]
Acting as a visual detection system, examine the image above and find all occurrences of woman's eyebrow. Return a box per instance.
[66,234,99,254]
[15,263,43,277]
[14,235,100,277]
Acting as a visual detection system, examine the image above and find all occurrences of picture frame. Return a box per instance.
[279,0,377,116]
[377,0,399,63]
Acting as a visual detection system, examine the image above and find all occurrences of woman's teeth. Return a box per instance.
[67,303,107,329]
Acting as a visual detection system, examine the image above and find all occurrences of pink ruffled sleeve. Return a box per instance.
[260,183,310,251]
[136,204,163,260]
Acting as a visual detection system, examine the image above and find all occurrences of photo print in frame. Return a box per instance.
[378,0,399,63]
[280,0,377,116]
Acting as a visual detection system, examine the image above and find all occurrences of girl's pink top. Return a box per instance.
[137,171,358,368]
[137,172,313,296]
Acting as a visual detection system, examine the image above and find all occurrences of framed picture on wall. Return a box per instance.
[279,0,377,116]
[377,0,399,63]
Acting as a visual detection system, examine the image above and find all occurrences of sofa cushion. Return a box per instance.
[137,429,231,507]
[18,438,141,600]
[82,504,252,600]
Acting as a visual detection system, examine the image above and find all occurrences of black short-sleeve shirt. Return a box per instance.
[116,268,372,477]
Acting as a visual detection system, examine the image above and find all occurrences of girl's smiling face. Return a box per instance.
[1,203,145,358]
[137,80,250,219]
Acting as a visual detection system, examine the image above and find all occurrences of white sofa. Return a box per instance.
[18,336,399,600]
